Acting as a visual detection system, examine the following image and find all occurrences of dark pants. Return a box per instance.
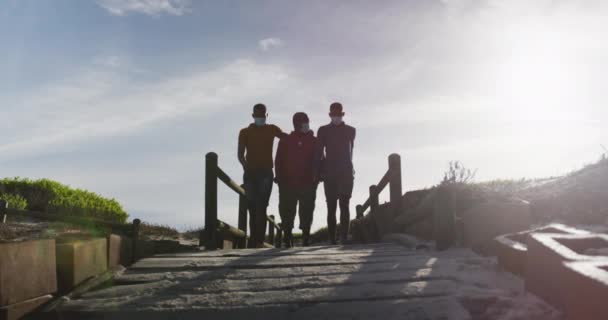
[244,169,274,247]
[324,176,354,243]
[278,184,318,233]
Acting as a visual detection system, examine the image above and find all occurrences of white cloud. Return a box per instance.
[0,59,288,157]
[96,0,191,16]
[258,37,283,51]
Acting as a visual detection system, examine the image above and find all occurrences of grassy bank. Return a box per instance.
[0,177,128,223]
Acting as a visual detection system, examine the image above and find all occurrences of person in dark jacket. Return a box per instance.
[275,112,320,247]
[317,102,356,244]
[238,104,286,248]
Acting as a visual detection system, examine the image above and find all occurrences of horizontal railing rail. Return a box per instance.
[351,153,403,243]
[203,152,284,250]
[355,153,403,219]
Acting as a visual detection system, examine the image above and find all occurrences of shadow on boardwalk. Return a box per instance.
[33,242,561,320]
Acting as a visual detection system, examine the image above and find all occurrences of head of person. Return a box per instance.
[329,102,345,125]
[252,103,267,126]
[292,112,310,133]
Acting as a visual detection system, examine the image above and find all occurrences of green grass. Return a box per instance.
[0,177,128,223]
[0,193,28,210]
[140,222,179,238]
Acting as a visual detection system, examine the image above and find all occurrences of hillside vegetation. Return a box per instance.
[0,177,128,223]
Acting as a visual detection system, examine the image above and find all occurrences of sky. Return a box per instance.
[1,0,608,231]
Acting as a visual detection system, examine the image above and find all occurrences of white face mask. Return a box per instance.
[254,117,266,126]
[331,116,343,125]
[300,123,310,133]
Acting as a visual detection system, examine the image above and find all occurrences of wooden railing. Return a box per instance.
[355,153,403,219]
[202,152,284,250]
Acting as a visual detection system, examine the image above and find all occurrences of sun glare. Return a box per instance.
[493,21,586,142]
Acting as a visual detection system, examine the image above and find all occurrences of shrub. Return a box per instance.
[0,193,28,210]
[0,177,128,223]
[140,222,179,238]
[441,161,476,186]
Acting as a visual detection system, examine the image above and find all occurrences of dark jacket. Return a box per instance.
[317,122,356,179]
[275,131,319,189]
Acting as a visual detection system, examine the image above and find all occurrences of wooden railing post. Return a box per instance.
[238,185,248,249]
[203,152,219,250]
[369,185,379,213]
[388,153,402,208]
[268,215,275,245]
[131,218,141,262]
[0,200,7,224]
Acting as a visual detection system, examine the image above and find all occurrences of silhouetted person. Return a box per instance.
[317,102,356,244]
[238,104,286,247]
[275,112,320,247]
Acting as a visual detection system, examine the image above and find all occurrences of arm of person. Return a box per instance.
[351,127,356,175]
[275,138,286,184]
[351,127,356,161]
[315,127,326,181]
[312,137,324,183]
[238,129,247,171]
[273,125,288,139]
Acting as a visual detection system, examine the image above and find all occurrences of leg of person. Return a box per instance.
[277,185,286,248]
[339,197,351,243]
[326,202,338,244]
[338,175,354,243]
[278,185,297,248]
[244,172,257,248]
[299,184,317,247]
[255,169,274,247]
[248,170,265,247]
[325,179,338,245]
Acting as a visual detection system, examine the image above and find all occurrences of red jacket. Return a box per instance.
[275,131,319,189]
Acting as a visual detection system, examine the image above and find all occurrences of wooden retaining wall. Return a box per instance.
[0,230,170,320]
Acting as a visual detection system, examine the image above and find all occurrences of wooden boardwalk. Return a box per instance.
[52,243,561,320]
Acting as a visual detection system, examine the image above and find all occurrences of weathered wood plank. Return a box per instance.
[152,251,419,260]
[108,268,451,296]
[129,253,435,270]
[118,265,425,284]
[44,297,470,320]
[61,279,454,310]
[154,244,407,258]
[154,249,411,258]
[116,257,468,284]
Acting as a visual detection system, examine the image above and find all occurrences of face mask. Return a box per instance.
[254,117,266,126]
[331,116,343,125]
[300,123,310,133]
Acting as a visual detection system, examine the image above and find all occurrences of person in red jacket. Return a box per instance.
[275,112,320,247]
